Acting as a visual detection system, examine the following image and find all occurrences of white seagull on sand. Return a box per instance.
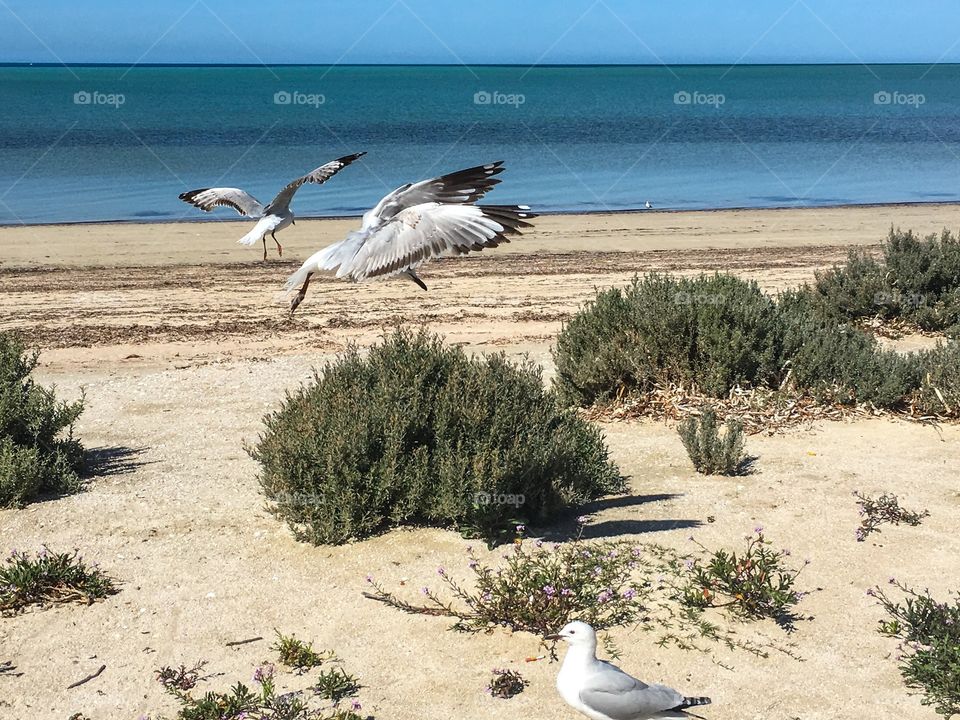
[547,621,712,720]
[285,160,535,313]
[178,152,365,260]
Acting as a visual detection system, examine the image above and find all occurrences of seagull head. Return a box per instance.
[545,620,596,647]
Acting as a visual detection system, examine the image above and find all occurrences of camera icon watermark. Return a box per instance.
[473,90,525,108]
[674,90,725,108]
[73,90,125,108]
[873,290,925,308]
[473,491,525,507]
[673,291,726,306]
[273,90,325,108]
[873,90,925,108]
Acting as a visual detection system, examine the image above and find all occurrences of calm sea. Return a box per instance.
[0,64,958,224]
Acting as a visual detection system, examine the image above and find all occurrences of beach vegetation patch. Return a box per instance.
[873,580,960,718]
[0,547,117,614]
[250,327,623,545]
[677,406,749,475]
[813,228,960,337]
[0,332,85,507]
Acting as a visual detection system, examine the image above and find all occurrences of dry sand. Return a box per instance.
[1,206,958,720]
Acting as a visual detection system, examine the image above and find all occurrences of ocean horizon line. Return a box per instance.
[3,61,959,69]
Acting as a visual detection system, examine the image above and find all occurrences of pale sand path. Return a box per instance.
[0,205,958,719]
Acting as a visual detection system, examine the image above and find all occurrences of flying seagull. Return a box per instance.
[178,152,365,261]
[284,160,535,313]
[547,621,712,720]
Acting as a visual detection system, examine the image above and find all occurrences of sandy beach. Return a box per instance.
[1,205,959,720]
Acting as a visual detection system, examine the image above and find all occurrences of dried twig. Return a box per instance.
[67,664,105,689]
[224,636,263,647]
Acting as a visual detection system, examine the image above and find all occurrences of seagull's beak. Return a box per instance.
[544,633,562,641]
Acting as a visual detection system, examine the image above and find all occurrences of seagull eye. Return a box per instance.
[569,630,575,634]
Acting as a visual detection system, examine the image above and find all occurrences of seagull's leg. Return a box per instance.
[405,269,428,291]
[262,236,268,262]
[271,230,283,257]
[290,272,314,315]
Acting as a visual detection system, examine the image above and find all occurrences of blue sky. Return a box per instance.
[2,0,959,65]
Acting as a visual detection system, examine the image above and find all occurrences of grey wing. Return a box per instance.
[341,203,534,282]
[178,188,265,217]
[267,152,366,212]
[360,161,505,230]
[579,666,685,720]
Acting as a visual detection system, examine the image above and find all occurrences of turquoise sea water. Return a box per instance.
[0,64,958,224]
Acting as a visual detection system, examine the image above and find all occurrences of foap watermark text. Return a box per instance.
[474,90,525,108]
[274,90,325,108]
[674,90,725,108]
[874,90,925,108]
[74,90,124,108]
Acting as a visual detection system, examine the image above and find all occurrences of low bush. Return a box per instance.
[553,272,960,418]
[680,529,806,621]
[0,332,85,507]
[364,522,647,636]
[0,547,117,614]
[873,580,960,717]
[553,274,782,405]
[250,328,623,545]
[677,406,748,475]
[272,631,334,672]
[813,228,960,336]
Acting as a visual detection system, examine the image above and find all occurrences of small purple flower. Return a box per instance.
[560,588,574,596]
[542,585,556,597]
[888,576,896,584]
[365,574,373,583]
[622,588,637,600]
[516,524,525,533]
[597,590,613,603]
[535,540,544,548]
[687,535,695,542]
[350,700,362,711]
[866,588,876,597]
[632,547,642,557]
[421,586,430,596]
[576,515,589,525]
[437,566,446,576]
[754,525,763,535]
[469,560,479,569]
[252,664,275,683]
[607,550,618,558]
[684,559,695,570]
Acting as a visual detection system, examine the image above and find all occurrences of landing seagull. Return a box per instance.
[285,160,535,313]
[547,621,712,720]
[178,152,365,261]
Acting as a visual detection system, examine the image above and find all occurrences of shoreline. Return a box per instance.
[3,200,960,230]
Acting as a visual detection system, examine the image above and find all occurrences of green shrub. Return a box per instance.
[0,332,85,507]
[911,341,960,417]
[681,529,806,621]
[250,328,623,545]
[775,289,920,407]
[1,547,118,614]
[553,274,782,406]
[677,406,748,475]
[272,630,334,671]
[873,580,960,717]
[813,228,960,335]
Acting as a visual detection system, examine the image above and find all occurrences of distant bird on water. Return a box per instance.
[178,152,365,261]
[284,160,535,313]
[645,200,653,209]
[547,621,712,720]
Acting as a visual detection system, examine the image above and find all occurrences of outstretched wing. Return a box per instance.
[361,161,505,231]
[178,188,265,217]
[338,203,534,283]
[266,152,366,212]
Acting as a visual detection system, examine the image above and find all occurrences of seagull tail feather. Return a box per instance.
[676,696,711,709]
